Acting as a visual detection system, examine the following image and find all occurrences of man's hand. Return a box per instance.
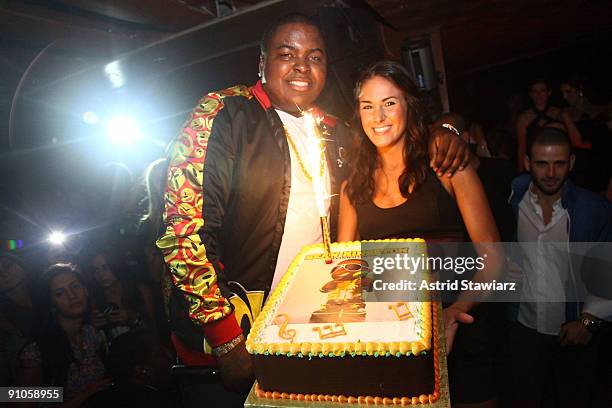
[559,321,592,346]
[217,339,255,393]
[429,126,471,177]
[443,306,474,355]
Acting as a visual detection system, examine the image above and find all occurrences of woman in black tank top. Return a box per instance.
[355,168,466,242]
[339,61,504,406]
[337,61,502,362]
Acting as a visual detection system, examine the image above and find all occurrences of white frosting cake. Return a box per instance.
[248,239,432,356]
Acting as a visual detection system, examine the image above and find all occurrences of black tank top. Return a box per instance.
[355,170,466,242]
[525,106,562,138]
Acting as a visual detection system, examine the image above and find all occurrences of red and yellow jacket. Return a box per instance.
[156,81,349,358]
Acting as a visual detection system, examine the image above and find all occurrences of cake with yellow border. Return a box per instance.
[246,239,441,405]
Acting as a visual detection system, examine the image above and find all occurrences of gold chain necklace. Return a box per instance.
[284,126,325,183]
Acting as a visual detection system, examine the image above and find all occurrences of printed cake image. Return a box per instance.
[246,239,442,405]
[310,259,373,323]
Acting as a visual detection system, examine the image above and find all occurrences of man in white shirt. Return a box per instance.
[508,127,612,406]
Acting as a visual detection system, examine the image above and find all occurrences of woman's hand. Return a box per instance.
[107,308,129,325]
[91,311,107,328]
[443,305,474,355]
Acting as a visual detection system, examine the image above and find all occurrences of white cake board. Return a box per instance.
[244,302,450,408]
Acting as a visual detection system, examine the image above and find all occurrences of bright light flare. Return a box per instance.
[104,61,125,88]
[82,111,99,124]
[48,231,66,246]
[106,116,142,146]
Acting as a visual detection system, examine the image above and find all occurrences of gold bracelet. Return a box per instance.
[212,334,245,358]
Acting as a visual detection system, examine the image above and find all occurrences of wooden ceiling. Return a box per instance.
[3,0,611,78]
[369,0,612,77]
[1,0,611,148]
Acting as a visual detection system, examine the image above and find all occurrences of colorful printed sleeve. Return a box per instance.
[156,85,251,347]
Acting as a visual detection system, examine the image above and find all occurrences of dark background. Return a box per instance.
[1,0,611,253]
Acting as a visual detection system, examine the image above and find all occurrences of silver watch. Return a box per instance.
[212,333,245,358]
[580,315,603,333]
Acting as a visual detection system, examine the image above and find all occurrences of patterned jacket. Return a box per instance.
[156,81,350,353]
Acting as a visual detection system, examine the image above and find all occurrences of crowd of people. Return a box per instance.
[1,12,611,408]
[0,249,177,406]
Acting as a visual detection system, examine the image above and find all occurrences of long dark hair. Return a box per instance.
[86,248,147,324]
[346,60,430,204]
[31,263,90,387]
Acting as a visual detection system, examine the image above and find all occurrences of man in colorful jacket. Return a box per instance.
[156,13,470,394]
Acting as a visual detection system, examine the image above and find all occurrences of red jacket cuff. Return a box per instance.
[203,312,243,348]
[170,332,216,367]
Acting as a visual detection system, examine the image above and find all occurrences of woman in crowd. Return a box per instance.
[516,79,587,172]
[561,78,607,123]
[17,264,109,407]
[560,78,611,192]
[338,61,503,407]
[0,254,36,385]
[87,249,156,340]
